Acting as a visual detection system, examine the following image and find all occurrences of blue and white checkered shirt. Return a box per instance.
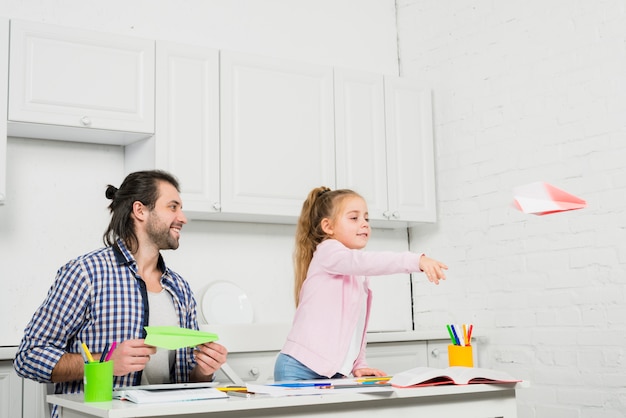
[14,239,199,416]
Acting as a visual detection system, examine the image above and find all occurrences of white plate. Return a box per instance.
[202,281,254,325]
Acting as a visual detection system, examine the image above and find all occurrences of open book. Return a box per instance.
[390,366,521,388]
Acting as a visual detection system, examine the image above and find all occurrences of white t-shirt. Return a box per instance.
[338,277,368,376]
[141,289,178,384]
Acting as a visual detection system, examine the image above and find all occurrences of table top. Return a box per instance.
[48,383,523,418]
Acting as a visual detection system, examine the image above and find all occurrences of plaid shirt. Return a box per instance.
[14,239,199,416]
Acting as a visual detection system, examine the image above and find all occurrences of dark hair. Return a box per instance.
[103,170,180,252]
[293,186,361,305]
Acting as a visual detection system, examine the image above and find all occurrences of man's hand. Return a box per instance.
[191,342,228,382]
[108,339,156,376]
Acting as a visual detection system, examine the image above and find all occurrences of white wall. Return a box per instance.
[0,0,399,75]
[0,0,403,346]
[398,1,626,417]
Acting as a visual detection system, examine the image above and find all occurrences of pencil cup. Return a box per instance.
[448,345,473,367]
[84,361,114,402]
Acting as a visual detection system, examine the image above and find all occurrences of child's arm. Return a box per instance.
[418,255,448,285]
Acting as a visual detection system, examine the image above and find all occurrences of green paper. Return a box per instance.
[144,326,219,350]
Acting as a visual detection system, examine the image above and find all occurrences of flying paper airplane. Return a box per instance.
[513,181,586,215]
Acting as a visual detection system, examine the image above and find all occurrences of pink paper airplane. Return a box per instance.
[513,182,587,215]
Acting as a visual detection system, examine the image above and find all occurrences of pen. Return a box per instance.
[271,382,332,388]
[104,341,117,362]
[100,343,110,362]
[467,324,474,346]
[227,391,254,398]
[81,342,95,363]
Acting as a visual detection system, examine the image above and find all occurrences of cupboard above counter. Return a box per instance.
[7,19,155,145]
[127,44,437,227]
[2,18,436,227]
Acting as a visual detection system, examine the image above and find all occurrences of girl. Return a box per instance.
[274,187,448,381]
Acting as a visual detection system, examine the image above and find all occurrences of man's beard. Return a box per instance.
[147,213,180,250]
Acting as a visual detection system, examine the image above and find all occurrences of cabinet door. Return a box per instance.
[152,41,220,216]
[334,68,388,222]
[0,361,22,418]
[220,51,335,221]
[366,341,428,375]
[384,77,437,223]
[8,20,155,145]
[0,18,8,205]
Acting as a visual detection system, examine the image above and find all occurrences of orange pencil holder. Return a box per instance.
[448,345,474,367]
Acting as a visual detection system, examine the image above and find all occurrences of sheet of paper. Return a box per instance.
[144,326,219,350]
[513,181,586,215]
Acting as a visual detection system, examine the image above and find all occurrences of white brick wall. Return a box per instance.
[399,1,626,417]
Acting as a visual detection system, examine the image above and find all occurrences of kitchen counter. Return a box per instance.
[48,383,523,418]
[0,346,17,360]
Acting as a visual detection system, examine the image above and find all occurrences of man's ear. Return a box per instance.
[132,201,147,221]
[320,218,333,236]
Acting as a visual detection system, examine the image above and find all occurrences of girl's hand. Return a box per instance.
[353,367,387,377]
[419,256,448,285]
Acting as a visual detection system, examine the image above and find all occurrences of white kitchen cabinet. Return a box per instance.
[366,341,428,375]
[334,68,388,223]
[0,361,22,418]
[335,69,436,227]
[0,18,8,205]
[126,41,220,215]
[220,51,335,222]
[8,19,155,145]
[384,76,436,223]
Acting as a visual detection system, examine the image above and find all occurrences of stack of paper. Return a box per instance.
[114,387,227,403]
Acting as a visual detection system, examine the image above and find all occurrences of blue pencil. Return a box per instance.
[450,324,461,345]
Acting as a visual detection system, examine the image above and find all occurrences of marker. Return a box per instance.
[78,347,89,363]
[217,386,248,392]
[450,325,461,345]
[446,324,456,345]
[356,376,391,383]
[81,342,95,363]
[104,341,117,362]
[463,324,469,345]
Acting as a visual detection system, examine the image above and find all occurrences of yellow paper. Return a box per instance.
[144,326,219,350]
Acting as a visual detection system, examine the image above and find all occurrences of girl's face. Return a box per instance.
[323,195,370,249]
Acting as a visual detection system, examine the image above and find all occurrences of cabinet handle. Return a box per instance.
[392,211,400,219]
[249,367,260,377]
[212,202,222,211]
[431,348,441,358]
[382,210,391,219]
[80,116,92,126]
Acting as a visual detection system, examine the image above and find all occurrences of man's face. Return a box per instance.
[146,181,187,250]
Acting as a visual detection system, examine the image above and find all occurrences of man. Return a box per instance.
[14,170,227,417]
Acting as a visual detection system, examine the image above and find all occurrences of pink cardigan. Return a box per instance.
[280,239,423,378]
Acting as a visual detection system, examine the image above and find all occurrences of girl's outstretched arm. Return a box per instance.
[419,256,448,285]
